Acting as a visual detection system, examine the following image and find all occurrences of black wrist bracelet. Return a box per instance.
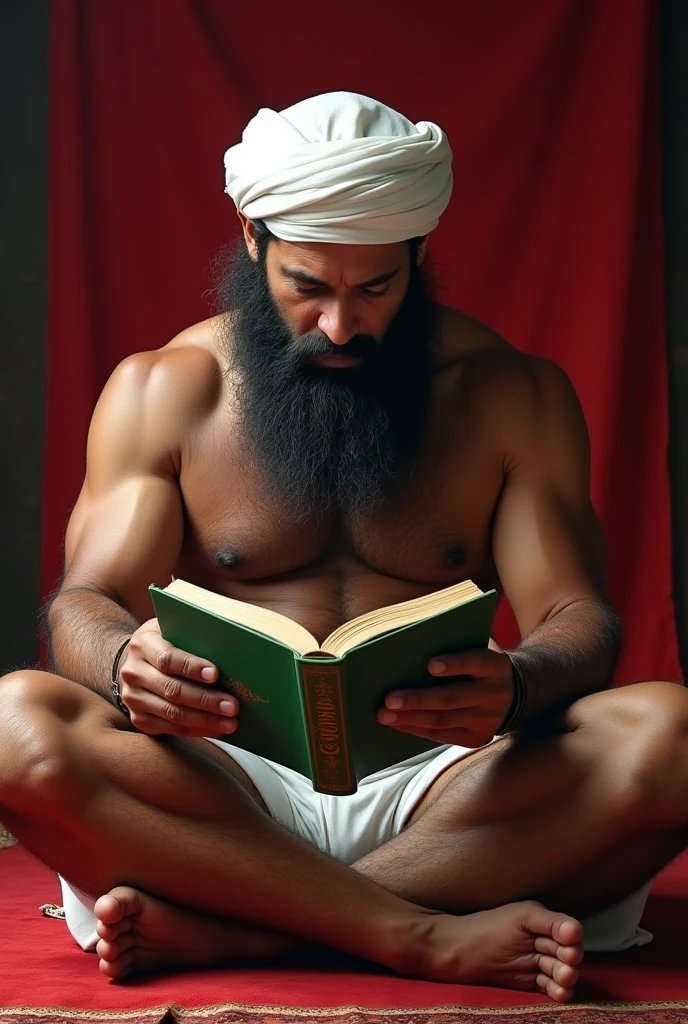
[111,637,132,718]
[501,652,528,733]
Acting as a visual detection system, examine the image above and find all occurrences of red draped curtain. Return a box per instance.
[46,0,681,683]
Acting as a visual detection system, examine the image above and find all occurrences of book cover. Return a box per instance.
[150,587,314,778]
[150,585,499,794]
[326,587,499,781]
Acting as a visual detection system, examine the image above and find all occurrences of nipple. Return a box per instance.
[445,547,467,569]
[217,549,241,569]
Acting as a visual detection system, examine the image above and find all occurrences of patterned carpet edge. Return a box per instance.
[2,1000,688,1024]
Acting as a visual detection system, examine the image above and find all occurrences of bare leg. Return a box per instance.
[88,681,688,993]
[353,683,688,917]
[0,672,582,1000]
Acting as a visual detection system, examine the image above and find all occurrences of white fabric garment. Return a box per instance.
[59,742,652,954]
[223,92,453,244]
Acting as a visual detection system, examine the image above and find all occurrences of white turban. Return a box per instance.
[223,92,453,245]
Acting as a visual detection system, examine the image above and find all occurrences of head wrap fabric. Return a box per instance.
[223,92,453,244]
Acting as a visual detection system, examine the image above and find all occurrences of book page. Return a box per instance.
[164,580,320,656]
[322,579,482,657]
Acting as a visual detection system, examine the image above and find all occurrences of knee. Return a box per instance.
[0,670,85,810]
[575,681,688,828]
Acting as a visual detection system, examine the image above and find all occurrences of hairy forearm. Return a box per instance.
[508,598,622,725]
[45,587,139,701]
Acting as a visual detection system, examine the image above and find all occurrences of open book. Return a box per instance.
[149,578,498,794]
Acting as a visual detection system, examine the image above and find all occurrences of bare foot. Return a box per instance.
[398,901,583,1002]
[96,887,582,1001]
[94,886,302,980]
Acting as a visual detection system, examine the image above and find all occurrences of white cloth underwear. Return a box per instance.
[59,742,652,954]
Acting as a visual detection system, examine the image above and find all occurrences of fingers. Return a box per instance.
[133,626,219,684]
[426,648,497,678]
[124,701,238,737]
[378,705,488,730]
[118,620,237,737]
[121,663,238,731]
[377,695,499,747]
[378,656,512,747]
[121,663,236,715]
[383,681,482,713]
[379,721,496,748]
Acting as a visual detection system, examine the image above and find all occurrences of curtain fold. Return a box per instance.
[46,0,680,682]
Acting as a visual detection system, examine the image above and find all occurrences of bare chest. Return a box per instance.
[174,407,504,640]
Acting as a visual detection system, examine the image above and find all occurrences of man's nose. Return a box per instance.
[318,302,359,346]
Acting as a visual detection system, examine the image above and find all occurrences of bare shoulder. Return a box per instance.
[104,316,225,420]
[435,304,511,365]
[89,317,227,476]
[112,315,223,400]
[436,305,588,454]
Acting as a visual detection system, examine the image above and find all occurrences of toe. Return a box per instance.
[96,918,131,942]
[99,949,134,981]
[93,894,124,925]
[536,972,574,1003]
[524,905,583,947]
[536,954,578,990]
[96,933,135,962]
[551,915,583,947]
[94,886,144,926]
[534,935,584,966]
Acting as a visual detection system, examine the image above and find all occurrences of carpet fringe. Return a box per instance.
[3,1001,688,1022]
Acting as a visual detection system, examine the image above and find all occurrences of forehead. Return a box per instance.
[267,238,408,280]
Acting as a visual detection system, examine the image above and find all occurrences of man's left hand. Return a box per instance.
[377,649,515,748]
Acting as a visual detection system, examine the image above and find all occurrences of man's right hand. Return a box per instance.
[118,618,239,738]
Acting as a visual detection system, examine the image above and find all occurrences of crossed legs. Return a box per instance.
[1,671,687,1000]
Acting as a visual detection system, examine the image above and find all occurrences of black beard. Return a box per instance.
[214,241,437,521]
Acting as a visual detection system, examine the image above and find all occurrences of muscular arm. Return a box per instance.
[46,353,185,700]
[491,359,621,722]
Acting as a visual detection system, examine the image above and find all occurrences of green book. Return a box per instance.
[149,579,498,795]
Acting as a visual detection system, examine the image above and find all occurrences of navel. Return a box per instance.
[216,549,242,570]
[444,546,467,570]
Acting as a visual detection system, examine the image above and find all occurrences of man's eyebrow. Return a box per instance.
[358,268,400,288]
[280,266,401,288]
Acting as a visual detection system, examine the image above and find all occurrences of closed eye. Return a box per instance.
[284,265,400,295]
[294,283,389,297]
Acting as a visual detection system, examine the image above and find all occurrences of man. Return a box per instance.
[1,92,686,1003]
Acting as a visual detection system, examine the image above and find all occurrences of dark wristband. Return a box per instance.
[111,637,132,718]
[501,652,528,732]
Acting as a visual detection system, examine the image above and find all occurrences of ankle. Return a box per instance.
[375,908,445,976]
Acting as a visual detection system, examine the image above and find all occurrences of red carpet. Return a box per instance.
[2,845,688,1023]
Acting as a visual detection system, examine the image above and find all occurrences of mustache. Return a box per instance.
[290,331,381,361]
